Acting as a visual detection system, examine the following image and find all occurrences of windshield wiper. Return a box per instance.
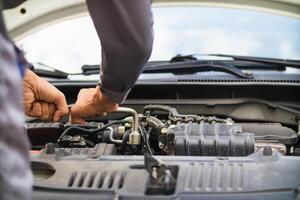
[143,60,254,79]
[209,54,300,68]
[30,62,69,79]
[80,54,298,78]
[81,64,100,75]
[81,61,253,79]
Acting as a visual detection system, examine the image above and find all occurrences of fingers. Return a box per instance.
[69,114,86,124]
[69,88,98,123]
[69,87,119,124]
[69,102,88,124]
[24,72,69,121]
[53,92,69,122]
[26,102,56,121]
[40,102,50,120]
[23,85,35,115]
[49,104,55,120]
[28,102,42,117]
[41,103,56,121]
[110,104,119,112]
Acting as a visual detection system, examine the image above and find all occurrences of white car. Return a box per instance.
[4,1,300,199]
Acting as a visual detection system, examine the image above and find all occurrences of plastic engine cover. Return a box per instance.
[167,122,255,156]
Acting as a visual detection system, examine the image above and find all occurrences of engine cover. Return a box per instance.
[165,122,255,156]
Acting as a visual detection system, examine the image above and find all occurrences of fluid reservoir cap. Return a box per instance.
[263,145,273,156]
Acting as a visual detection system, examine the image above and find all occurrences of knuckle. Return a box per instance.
[40,114,48,120]
[57,92,65,100]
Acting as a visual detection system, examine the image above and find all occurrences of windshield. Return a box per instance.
[17,6,300,73]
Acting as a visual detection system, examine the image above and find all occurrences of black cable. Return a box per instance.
[84,139,95,147]
[139,127,153,155]
[58,120,129,142]
[119,130,131,152]
[60,126,93,138]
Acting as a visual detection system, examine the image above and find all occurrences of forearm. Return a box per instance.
[86,0,153,104]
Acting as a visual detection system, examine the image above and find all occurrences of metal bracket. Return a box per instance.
[144,154,177,195]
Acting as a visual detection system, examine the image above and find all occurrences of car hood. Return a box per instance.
[3,0,300,41]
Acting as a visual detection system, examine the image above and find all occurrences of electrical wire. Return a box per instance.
[139,126,153,155]
[119,130,131,152]
[58,120,129,142]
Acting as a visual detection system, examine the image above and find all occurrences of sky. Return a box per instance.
[18,6,300,73]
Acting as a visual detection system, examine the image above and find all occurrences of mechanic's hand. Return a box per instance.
[23,69,69,121]
[70,86,119,124]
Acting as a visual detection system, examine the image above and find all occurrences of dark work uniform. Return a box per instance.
[0,1,153,199]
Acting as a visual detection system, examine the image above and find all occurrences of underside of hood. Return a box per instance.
[3,0,300,41]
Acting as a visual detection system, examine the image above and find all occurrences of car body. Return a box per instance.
[3,1,300,200]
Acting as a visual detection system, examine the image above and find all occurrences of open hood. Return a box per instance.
[3,0,300,40]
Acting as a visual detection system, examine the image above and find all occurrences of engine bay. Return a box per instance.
[27,105,298,158]
[27,104,300,199]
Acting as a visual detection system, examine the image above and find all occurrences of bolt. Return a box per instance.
[279,150,286,155]
[263,146,273,156]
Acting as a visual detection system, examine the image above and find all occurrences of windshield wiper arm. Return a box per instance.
[80,64,100,75]
[30,62,69,79]
[210,54,300,68]
[143,60,254,79]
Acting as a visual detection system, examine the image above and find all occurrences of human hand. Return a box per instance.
[70,86,118,124]
[23,69,69,121]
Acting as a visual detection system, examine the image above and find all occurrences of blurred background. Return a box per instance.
[13,6,300,73]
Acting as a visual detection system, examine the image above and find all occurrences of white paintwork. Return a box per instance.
[3,0,300,40]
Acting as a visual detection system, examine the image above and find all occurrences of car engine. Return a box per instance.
[27,105,297,158]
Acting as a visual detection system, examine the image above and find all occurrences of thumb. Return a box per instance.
[69,104,85,124]
[53,109,68,122]
[53,93,69,121]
